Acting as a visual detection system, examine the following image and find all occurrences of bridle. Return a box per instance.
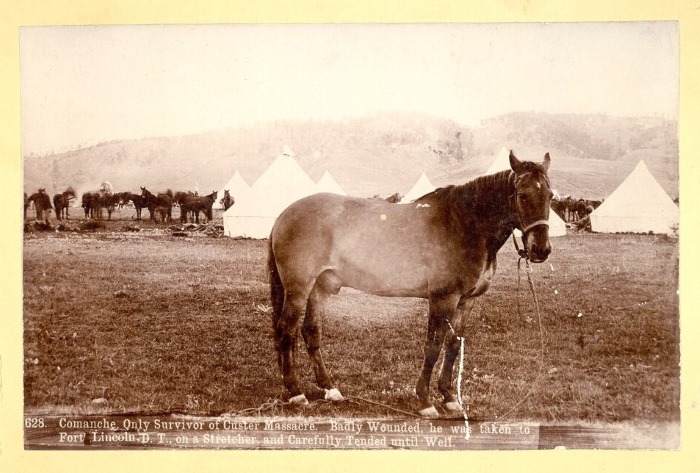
[510,171,551,260]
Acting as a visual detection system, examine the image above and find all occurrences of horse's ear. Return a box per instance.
[509,150,524,173]
[541,152,551,172]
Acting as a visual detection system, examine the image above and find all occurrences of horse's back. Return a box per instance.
[271,193,448,297]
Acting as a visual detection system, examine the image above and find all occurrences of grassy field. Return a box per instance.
[23,215,679,424]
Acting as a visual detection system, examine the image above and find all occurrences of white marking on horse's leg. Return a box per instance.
[289,394,309,405]
[418,405,440,418]
[324,388,344,402]
[443,401,462,412]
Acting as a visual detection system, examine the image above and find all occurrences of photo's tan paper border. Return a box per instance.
[2,1,698,471]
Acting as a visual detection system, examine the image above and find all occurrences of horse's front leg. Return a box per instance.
[416,294,460,417]
[438,296,476,413]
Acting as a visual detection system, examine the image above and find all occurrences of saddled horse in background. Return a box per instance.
[53,187,76,220]
[27,189,52,222]
[116,192,149,220]
[140,187,173,223]
[220,190,235,211]
[24,192,29,219]
[268,150,553,416]
[180,191,217,223]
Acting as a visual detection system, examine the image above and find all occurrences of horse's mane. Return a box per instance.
[418,162,549,217]
[417,169,513,220]
[416,163,547,249]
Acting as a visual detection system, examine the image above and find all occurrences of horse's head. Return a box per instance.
[510,150,553,263]
[140,187,151,198]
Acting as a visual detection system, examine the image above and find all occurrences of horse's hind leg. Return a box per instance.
[276,291,309,404]
[302,283,343,401]
[438,297,476,413]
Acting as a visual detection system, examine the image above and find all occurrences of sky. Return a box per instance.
[20,22,678,156]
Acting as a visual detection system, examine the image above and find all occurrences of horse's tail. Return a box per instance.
[268,238,285,348]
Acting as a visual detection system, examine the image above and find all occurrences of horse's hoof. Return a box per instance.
[418,405,440,418]
[289,394,309,405]
[443,401,463,413]
[324,388,344,402]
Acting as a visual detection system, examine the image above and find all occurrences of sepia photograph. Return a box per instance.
[18,22,681,452]
[4,3,694,467]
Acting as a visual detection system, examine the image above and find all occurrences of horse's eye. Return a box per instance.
[518,193,527,201]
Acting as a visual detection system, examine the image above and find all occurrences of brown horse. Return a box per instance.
[81,192,104,219]
[117,192,150,220]
[53,188,76,220]
[384,192,403,204]
[268,151,553,416]
[221,190,235,211]
[173,191,195,222]
[180,191,217,223]
[140,187,173,223]
[101,193,121,220]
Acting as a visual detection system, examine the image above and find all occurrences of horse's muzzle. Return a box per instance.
[528,241,551,263]
[524,225,551,263]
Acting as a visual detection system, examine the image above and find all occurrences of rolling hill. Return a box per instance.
[23,112,678,202]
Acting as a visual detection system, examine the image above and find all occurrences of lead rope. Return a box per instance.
[493,254,547,420]
[446,319,470,439]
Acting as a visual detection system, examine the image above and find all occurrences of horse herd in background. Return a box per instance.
[24,184,599,228]
[24,187,236,225]
[551,195,603,223]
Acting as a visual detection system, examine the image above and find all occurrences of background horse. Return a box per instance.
[101,193,120,220]
[173,191,195,222]
[384,192,403,203]
[268,151,553,416]
[116,192,149,220]
[141,187,173,223]
[220,190,235,211]
[180,191,217,223]
[27,189,52,222]
[53,187,76,220]
[81,192,103,219]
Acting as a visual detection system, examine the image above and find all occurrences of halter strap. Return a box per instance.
[521,219,549,234]
[510,171,550,235]
[510,171,550,260]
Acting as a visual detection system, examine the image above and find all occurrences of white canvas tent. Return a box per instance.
[483,147,567,237]
[484,147,512,176]
[590,160,678,235]
[223,147,318,238]
[400,172,436,204]
[216,170,250,209]
[316,171,347,196]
